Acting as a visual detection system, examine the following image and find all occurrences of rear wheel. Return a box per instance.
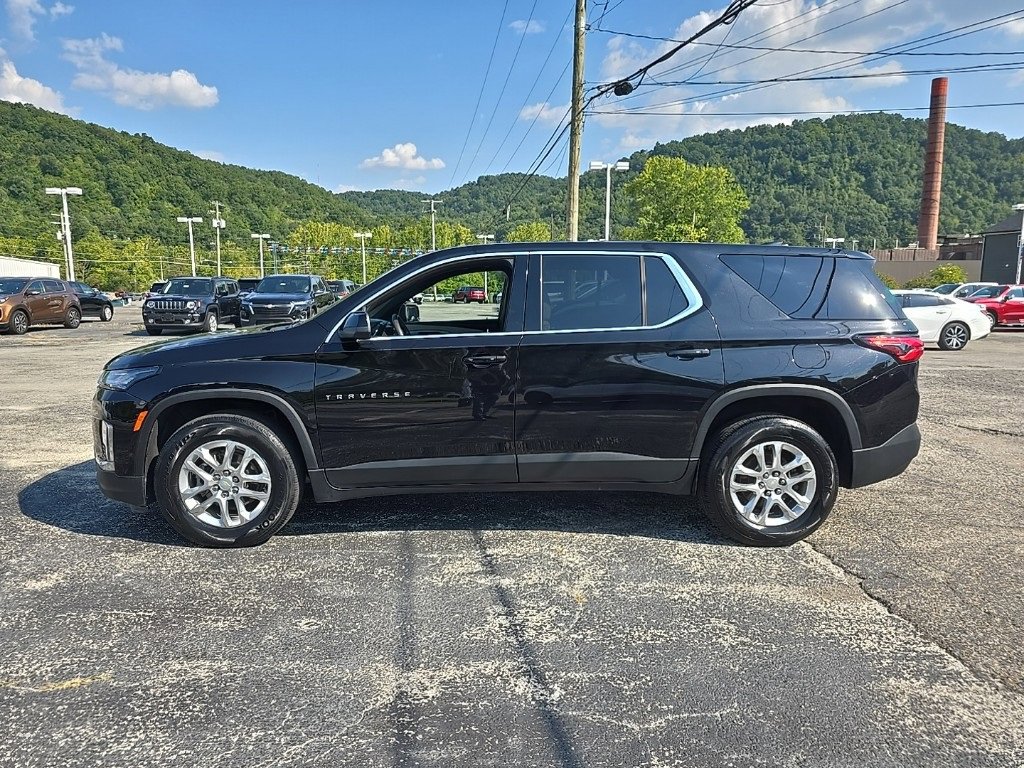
[9,309,29,335]
[64,306,81,329]
[697,416,838,546]
[938,321,969,351]
[153,413,302,547]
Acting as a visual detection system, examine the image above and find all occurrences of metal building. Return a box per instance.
[980,210,1024,284]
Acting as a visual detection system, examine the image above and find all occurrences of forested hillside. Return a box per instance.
[3,99,1023,258]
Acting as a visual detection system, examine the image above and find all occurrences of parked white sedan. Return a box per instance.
[893,290,991,350]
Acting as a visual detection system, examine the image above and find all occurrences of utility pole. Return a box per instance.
[566,0,586,241]
[45,187,82,281]
[210,201,225,276]
[422,198,442,251]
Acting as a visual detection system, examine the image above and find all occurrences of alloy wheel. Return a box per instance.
[942,323,968,349]
[177,439,272,528]
[12,312,28,334]
[728,440,818,528]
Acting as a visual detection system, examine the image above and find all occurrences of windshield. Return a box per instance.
[931,283,958,294]
[0,278,29,294]
[161,278,212,296]
[969,285,1008,298]
[255,276,311,294]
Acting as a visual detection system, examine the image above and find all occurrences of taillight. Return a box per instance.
[855,335,924,363]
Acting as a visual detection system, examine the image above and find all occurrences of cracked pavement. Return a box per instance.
[1,310,1022,767]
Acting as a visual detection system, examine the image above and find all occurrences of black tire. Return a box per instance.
[100,305,113,322]
[987,311,999,328]
[202,311,219,333]
[153,413,302,547]
[697,416,838,546]
[64,306,81,329]
[146,327,163,336]
[9,309,29,335]
[937,321,969,351]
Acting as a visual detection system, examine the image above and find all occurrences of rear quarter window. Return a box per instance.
[720,254,826,318]
[820,259,900,320]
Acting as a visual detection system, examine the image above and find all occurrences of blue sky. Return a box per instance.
[2,0,1023,194]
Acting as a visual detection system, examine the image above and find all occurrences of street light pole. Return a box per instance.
[354,232,372,283]
[45,186,82,281]
[251,233,270,278]
[210,201,226,276]
[1013,204,1024,284]
[824,237,845,250]
[176,216,203,276]
[422,198,443,251]
[589,160,630,240]
[477,234,494,298]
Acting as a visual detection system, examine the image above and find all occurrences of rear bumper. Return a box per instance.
[96,464,147,507]
[848,422,921,488]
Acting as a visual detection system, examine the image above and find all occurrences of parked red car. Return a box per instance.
[966,284,1024,327]
[453,285,486,303]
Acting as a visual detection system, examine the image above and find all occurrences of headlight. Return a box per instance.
[145,300,154,308]
[186,300,199,310]
[98,366,160,391]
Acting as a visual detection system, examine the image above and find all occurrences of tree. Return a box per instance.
[505,221,552,242]
[622,156,749,243]
[902,264,968,289]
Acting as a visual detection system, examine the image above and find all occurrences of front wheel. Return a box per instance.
[64,306,81,329]
[153,413,302,547]
[146,327,163,336]
[987,311,999,328]
[9,309,29,335]
[100,306,113,322]
[938,321,969,351]
[202,312,219,333]
[697,416,838,546]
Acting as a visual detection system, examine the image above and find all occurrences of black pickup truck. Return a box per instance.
[142,276,241,335]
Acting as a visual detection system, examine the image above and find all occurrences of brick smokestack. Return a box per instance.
[917,77,948,251]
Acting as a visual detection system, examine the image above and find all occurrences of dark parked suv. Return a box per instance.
[95,243,922,548]
[239,274,335,326]
[142,276,241,335]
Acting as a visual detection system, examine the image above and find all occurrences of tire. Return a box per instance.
[202,311,219,333]
[697,416,838,546]
[100,305,113,322]
[479,299,486,304]
[937,321,969,351]
[987,311,999,328]
[9,309,29,335]
[146,327,163,336]
[64,306,81,329]
[153,413,302,547]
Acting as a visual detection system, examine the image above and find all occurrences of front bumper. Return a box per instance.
[143,312,204,328]
[97,465,147,507]
[848,422,921,488]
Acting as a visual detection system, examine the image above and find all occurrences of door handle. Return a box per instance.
[668,348,711,360]
[464,354,507,367]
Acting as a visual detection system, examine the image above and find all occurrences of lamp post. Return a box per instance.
[824,237,845,249]
[176,216,203,276]
[251,233,270,278]
[422,198,442,251]
[210,201,226,276]
[589,160,630,241]
[354,232,372,283]
[477,234,494,298]
[44,186,82,281]
[1013,204,1024,283]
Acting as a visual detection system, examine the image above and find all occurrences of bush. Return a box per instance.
[901,264,968,290]
[875,272,900,289]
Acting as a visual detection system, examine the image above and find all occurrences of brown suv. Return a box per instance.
[0,276,82,335]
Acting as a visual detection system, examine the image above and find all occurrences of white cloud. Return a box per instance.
[519,101,568,125]
[0,49,71,113]
[4,0,71,42]
[334,183,362,193]
[510,19,544,35]
[62,34,218,109]
[359,142,444,170]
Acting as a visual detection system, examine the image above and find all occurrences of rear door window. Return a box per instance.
[541,255,642,331]
[644,256,689,325]
[903,293,940,308]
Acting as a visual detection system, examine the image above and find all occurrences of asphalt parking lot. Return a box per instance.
[1,307,1022,767]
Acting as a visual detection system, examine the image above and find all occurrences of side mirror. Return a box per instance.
[400,303,420,323]
[1001,295,1011,303]
[340,310,372,342]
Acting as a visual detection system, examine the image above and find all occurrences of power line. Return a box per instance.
[447,0,511,187]
[588,100,1024,117]
[459,0,540,185]
[499,59,572,174]
[483,4,575,176]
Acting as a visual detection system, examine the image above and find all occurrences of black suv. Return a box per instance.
[239,274,335,326]
[95,243,922,548]
[142,276,241,335]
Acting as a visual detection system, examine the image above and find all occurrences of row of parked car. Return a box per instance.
[0,276,115,334]
[894,281,1024,351]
